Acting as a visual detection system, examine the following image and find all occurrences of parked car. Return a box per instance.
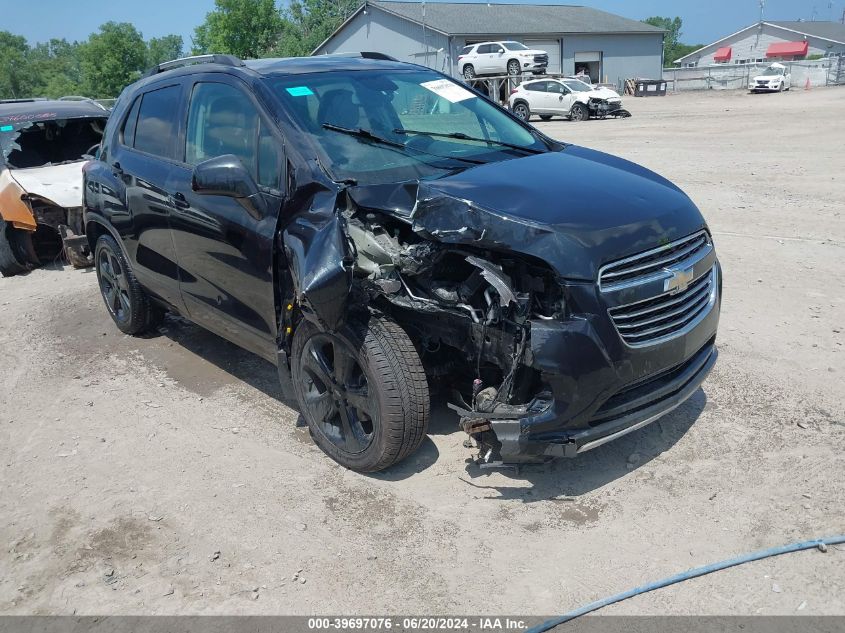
[509,77,625,122]
[749,63,792,92]
[84,53,720,472]
[458,41,548,79]
[0,97,108,276]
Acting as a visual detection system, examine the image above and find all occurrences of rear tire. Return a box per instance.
[512,101,531,121]
[291,315,430,472]
[463,65,476,80]
[95,233,163,335]
[0,219,35,277]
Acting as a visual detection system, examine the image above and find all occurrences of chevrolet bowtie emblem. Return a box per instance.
[664,266,694,294]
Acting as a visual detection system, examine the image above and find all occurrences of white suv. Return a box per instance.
[509,77,624,122]
[458,41,548,79]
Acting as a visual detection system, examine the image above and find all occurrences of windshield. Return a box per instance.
[502,42,529,51]
[0,115,106,169]
[762,67,784,76]
[563,80,592,93]
[269,69,548,185]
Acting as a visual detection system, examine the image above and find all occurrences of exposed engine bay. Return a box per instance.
[586,97,630,119]
[337,198,564,465]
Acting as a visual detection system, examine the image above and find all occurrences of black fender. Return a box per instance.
[84,212,133,264]
[282,189,353,333]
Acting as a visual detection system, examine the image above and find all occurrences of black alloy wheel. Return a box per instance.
[299,331,377,455]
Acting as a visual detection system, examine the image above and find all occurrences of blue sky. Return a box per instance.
[2,0,838,48]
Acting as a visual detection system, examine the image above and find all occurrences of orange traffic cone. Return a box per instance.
[805,77,812,90]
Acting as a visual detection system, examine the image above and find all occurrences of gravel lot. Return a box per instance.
[1,87,843,617]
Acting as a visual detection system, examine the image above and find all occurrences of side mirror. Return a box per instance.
[192,154,259,199]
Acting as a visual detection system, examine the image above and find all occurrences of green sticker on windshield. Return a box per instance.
[286,86,314,97]
[0,125,13,132]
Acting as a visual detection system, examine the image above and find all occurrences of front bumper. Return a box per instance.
[467,261,721,463]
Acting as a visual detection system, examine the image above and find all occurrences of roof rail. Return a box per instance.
[360,51,398,61]
[58,95,109,110]
[146,54,244,77]
[319,51,398,61]
[0,98,48,104]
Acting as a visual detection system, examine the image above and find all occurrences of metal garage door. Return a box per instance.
[523,39,560,73]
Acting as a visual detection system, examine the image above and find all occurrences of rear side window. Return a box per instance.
[134,85,181,159]
[460,46,472,56]
[121,96,142,147]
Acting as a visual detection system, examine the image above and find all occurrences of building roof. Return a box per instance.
[675,20,845,62]
[368,1,664,35]
[767,21,845,44]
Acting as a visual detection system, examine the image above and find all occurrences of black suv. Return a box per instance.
[83,53,720,472]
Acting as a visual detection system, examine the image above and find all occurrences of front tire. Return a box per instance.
[570,103,589,122]
[507,59,521,76]
[95,234,163,335]
[291,315,430,472]
[0,219,35,277]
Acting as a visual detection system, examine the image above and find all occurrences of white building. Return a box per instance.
[675,21,845,67]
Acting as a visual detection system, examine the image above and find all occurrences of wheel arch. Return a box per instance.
[85,214,132,264]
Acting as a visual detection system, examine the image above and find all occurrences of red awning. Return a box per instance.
[766,41,809,58]
[713,46,732,62]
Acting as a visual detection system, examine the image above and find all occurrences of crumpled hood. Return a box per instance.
[9,161,85,208]
[582,87,622,101]
[401,146,707,280]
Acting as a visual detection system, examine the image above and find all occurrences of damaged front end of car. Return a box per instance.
[0,104,107,274]
[280,161,719,468]
[584,96,629,119]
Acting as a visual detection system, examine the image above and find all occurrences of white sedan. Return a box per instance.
[508,78,626,122]
[749,63,792,93]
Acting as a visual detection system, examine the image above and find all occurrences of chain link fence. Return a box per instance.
[661,57,845,92]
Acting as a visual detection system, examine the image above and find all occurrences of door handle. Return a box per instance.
[170,192,190,210]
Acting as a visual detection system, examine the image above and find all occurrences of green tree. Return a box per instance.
[147,34,184,68]
[27,39,83,97]
[277,0,359,57]
[193,0,285,58]
[643,16,702,66]
[78,22,147,98]
[0,31,34,99]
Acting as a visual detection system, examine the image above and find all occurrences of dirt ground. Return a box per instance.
[1,87,844,617]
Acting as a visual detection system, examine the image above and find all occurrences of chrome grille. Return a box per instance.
[599,231,717,347]
[608,267,716,346]
[599,231,710,291]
